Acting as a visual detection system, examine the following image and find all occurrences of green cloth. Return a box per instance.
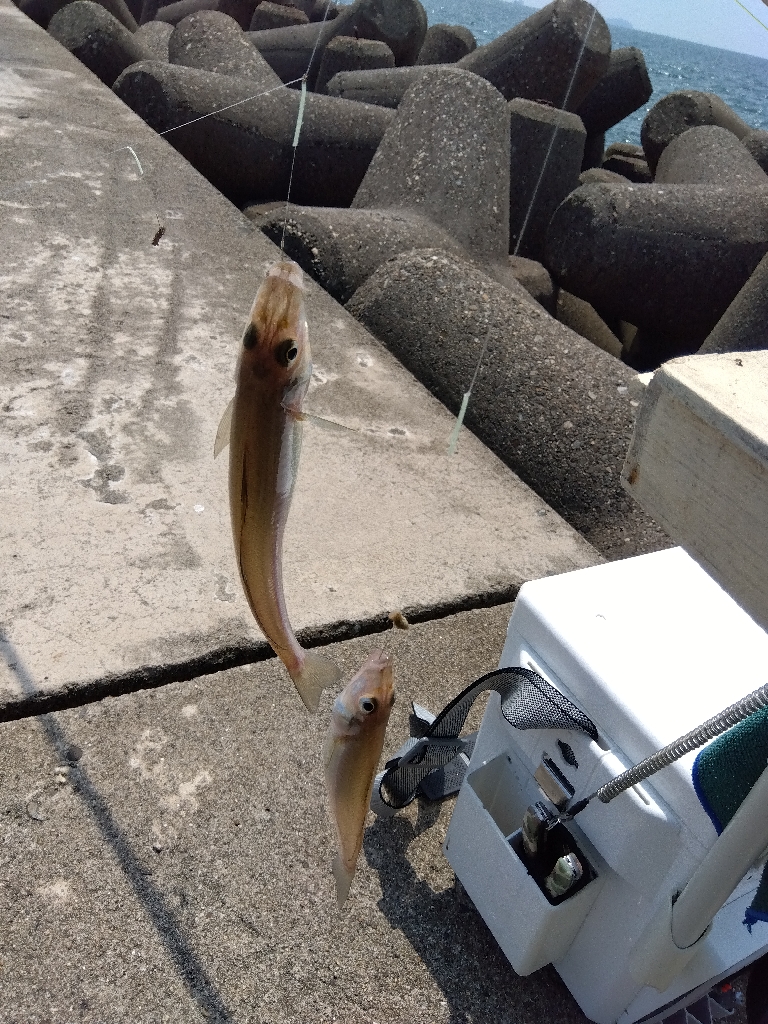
[692,705,768,930]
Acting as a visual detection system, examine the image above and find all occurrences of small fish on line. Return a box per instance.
[323,649,395,909]
[152,224,165,246]
[215,259,340,711]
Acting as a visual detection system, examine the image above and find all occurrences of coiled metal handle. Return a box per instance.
[595,680,768,805]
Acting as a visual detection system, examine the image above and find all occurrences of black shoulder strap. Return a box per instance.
[376,667,597,811]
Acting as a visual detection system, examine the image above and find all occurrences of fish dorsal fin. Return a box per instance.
[214,397,234,458]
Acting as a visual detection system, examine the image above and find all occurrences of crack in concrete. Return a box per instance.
[0,584,520,723]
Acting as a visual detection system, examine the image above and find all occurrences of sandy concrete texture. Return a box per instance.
[0,2,599,715]
[1,605,597,1024]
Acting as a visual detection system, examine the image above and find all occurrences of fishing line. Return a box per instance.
[155,77,302,136]
[119,143,165,241]
[305,0,334,73]
[513,7,599,257]
[279,0,334,250]
[124,75,306,242]
[281,76,308,250]
[448,332,491,456]
[0,77,304,221]
[0,2,335,244]
[446,3,600,455]
[730,0,768,33]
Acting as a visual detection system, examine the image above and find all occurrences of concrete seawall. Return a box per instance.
[0,0,599,720]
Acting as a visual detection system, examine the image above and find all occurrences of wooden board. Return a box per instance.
[622,351,768,632]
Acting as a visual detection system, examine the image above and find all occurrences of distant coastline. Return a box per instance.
[425,0,768,61]
[423,0,768,144]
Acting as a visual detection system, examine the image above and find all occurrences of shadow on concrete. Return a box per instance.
[363,797,585,1024]
[0,630,236,1024]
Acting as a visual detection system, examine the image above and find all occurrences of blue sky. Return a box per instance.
[522,0,768,59]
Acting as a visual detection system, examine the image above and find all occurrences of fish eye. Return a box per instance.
[359,697,377,714]
[275,339,299,366]
[242,323,257,350]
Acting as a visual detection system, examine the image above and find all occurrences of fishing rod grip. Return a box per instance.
[671,760,768,949]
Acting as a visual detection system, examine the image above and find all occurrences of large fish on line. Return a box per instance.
[323,649,395,908]
[215,259,340,712]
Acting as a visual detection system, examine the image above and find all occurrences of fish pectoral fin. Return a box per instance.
[291,652,340,713]
[281,376,310,420]
[302,411,359,435]
[332,854,354,911]
[213,397,234,458]
[283,407,306,424]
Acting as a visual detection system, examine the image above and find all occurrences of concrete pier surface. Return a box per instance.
[1,606,601,1024]
[0,0,597,720]
[1,606,755,1022]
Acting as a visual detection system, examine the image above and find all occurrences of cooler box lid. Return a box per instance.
[507,547,768,822]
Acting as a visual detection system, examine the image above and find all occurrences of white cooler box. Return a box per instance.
[444,547,768,1024]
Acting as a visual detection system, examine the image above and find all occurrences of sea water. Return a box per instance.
[423,0,768,147]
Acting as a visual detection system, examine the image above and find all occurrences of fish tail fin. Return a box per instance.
[291,652,340,713]
[332,854,354,910]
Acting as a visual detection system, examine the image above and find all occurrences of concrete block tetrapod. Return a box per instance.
[556,289,622,358]
[248,0,426,87]
[259,67,515,302]
[581,129,604,169]
[346,248,668,559]
[338,3,610,109]
[456,0,609,109]
[168,9,282,85]
[249,1,308,30]
[261,207,464,303]
[743,128,768,174]
[545,182,768,348]
[325,64,435,107]
[113,60,392,206]
[416,23,475,64]
[18,0,137,29]
[579,166,625,185]
[601,151,651,182]
[353,66,510,265]
[155,0,258,29]
[641,90,752,174]
[135,19,174,59]
[308,0,338,20]
[507,255,555,313]
[699,252,768,355]
[247,21,326,81]
[508,98,586,262]
[601,141,651,182]
[655,125,768,187]
[48,1,150,86]
[315,35,394,95]
[575,46,651,135]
